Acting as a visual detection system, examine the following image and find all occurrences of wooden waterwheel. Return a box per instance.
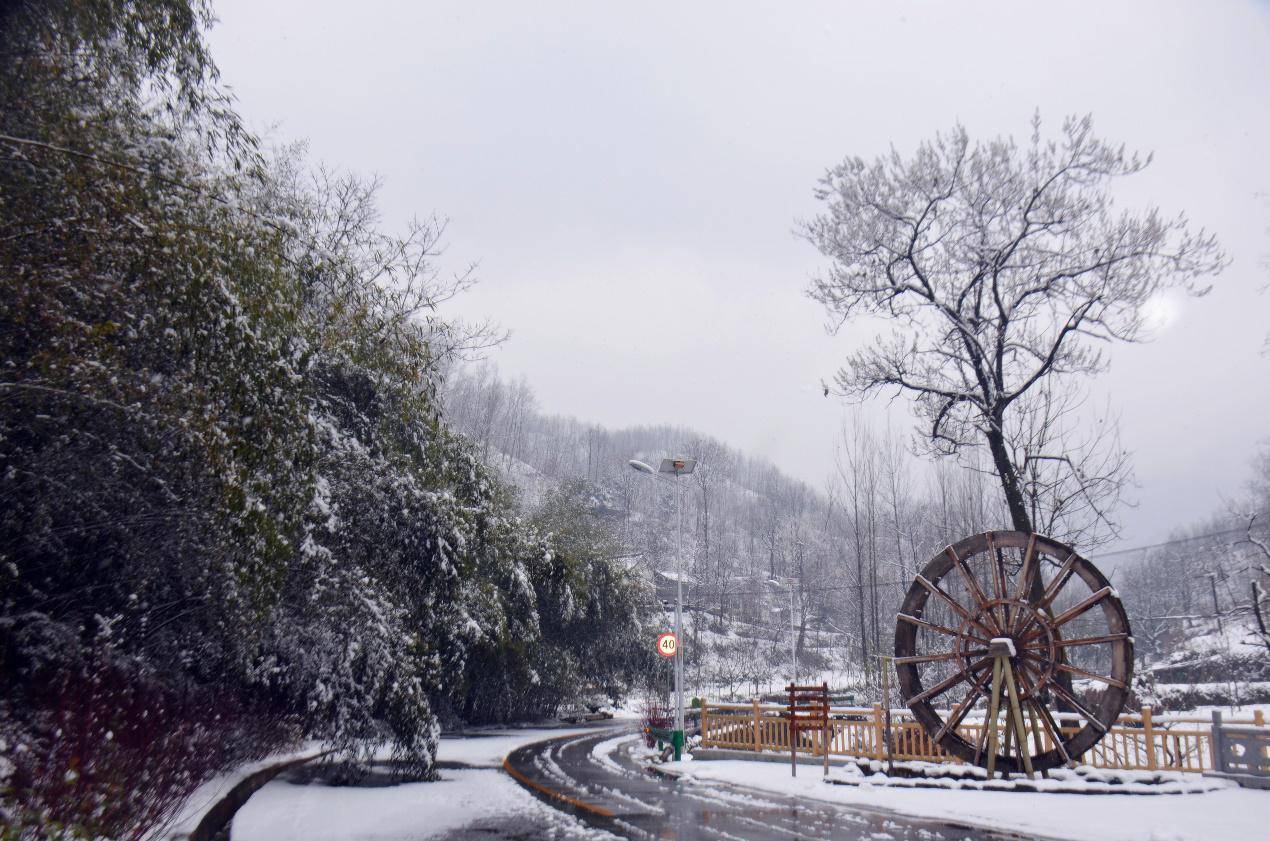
[894,531,1133,773]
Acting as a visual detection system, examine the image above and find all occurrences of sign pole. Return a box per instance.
[674,470,684,751]
[627,456,697,764]
[882,655,894,775]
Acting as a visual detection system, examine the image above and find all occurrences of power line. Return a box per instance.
[1089,517,1269,559]
[664,517,1270,600]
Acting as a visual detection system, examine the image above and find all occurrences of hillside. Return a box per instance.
[443,364,1270,710]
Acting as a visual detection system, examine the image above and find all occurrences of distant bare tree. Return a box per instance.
[1236,512,1270,652]
[803,114,1226,541]
[1013,383,1133,548]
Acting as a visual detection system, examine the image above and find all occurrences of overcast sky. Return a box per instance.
[208,0,1270,556]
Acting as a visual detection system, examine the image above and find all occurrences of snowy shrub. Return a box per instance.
[452,482,655,725]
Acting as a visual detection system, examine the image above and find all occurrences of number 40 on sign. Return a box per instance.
[656,632,677,657]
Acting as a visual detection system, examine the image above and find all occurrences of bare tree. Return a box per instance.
[1013,383,1133,547]
[1237,512,1270,652]
[803,114,1226,540]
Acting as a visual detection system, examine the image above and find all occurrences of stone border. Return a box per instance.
[166,750,332,841]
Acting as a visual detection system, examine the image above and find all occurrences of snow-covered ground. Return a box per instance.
[435,725,599,767]
[1159,617,1266,662]
[231,765,610,840]
[146,742,329,840]
[229,726,617,840]
[661,757,1270,841]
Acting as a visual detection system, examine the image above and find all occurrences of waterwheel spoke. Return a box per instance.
[1020,650,1121,689]
[1024,704,1042,759]
[1052,632,1130,649]
[895,648,987,666]
[898,612,991,645]
[1031,697,1073,764]
[1009,535,1040,635]
[974,720,989,764]
[1044,586,1113,630]
[1012,533,1039,602]
[1017,635,1052,655]
[1034,551,1079,611]
[987,533,1011,630]
[915,574,996,639]
[946,545,1000,634]
[1050,660,1127,690]
[933,668,992,742]
[1044,678,1108,734]
[1013,667,1073,764]
[1012,607,1046,641]
[909,658,992,705]
[987,533,1006,600]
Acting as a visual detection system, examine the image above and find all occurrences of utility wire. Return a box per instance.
[663,517,1270,600]
[1088,517,1269,559]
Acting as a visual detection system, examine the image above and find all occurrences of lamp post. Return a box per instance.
[629,456,696,757]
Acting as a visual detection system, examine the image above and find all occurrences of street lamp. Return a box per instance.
[629,456,696,758]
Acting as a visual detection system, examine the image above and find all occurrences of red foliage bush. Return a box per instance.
[1,615,299,839]
[637,698,672,748]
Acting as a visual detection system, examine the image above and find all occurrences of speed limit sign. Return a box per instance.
[656,632,677,658]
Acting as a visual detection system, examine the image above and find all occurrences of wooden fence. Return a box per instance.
[699,700,1266,773]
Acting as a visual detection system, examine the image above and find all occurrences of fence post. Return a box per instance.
[700,697,709,747]
[1211,710,1224,773]
[1142,705,1157,771]
[873,703,884,761]
[752,699,762,753]
[1256,709,1265,728]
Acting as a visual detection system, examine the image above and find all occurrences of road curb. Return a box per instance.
[501,755,616,818]
[164,750,332,841]
[501,729,630,826]
[643,763,683,781]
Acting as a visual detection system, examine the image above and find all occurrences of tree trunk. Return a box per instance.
[985,412,1079,708]
[985,419,1033,534]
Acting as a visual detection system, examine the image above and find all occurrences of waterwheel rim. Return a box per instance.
[894,530,1134,772]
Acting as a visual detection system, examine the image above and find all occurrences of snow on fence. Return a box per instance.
[699,700,1266,773]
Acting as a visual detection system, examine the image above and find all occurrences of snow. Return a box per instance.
[231,767,612,841]
[1156,682,1270,700]
[990,637,1016,656]
[1153,615,1267,665]
[1156,703,1268,722]
[656,569,698,585]
[228,727,615,840]
[146,742,328,840]
[662,758,1270,841]
[589,733,634,776]
[434,725,596,767]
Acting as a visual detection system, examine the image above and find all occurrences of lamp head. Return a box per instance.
[659,457,697,476]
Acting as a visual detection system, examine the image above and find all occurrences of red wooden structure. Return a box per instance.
[785,682,830,777]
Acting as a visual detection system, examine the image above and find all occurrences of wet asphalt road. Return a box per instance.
[482,728,1031,841]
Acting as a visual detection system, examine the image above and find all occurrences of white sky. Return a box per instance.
[208,0,1270,554]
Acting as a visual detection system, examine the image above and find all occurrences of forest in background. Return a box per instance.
[443,363,1270,705]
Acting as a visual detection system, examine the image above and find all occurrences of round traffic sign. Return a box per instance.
[656,632,677,658]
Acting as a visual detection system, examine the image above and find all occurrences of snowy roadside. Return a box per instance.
[230,766,616,840]
[229,725,625,840]
[660,756,1270,841]
[435,723,620,767]
[145,742,329,840]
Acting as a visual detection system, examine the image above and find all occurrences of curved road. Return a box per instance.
[491,727,1033,841]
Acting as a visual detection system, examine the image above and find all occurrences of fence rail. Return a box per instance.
[699,700,1265,773]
